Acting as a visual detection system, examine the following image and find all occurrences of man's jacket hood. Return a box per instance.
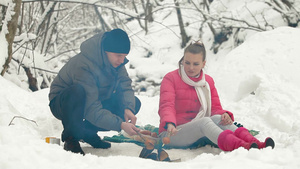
[49,32,134,132]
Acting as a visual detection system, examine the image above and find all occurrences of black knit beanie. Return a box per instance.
[103,28,130,54]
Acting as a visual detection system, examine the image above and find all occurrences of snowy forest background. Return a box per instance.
[1,0,300,169]
[1,0,299,95]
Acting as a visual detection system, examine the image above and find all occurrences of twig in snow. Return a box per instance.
[8,116,38,126]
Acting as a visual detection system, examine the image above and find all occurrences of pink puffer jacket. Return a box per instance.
[158,69,234,133]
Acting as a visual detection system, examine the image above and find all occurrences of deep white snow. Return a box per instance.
[0,27,300,169]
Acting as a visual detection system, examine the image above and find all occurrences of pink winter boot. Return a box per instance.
[218,130,258,151]
[234,127,275,149]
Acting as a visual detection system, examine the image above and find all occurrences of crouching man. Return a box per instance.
[49,28,141,155]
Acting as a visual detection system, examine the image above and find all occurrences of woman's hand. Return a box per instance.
[167,123,178,136]
[220,113,233,126]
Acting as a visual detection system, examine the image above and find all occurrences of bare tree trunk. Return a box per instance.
[12,55,39,91]
[39,2,57,54]
[144,0,150,34]
[94,5,111,31]
[203,0,210,11]
[266,0,299,27]
[1,5,6,22]
[132,0,145,30]
[191,0,217,38]
[23,67,38,91]
[18,3,24,35]
[174,0,190,48]
[44,5,59,55]
[147,2,154,22]
[1,0,22,76]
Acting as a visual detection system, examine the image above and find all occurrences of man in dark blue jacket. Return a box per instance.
[49,29,141,155]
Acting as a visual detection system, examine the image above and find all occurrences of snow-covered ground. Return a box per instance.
[0,27,300,169]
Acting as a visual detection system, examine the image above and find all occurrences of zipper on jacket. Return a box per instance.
[112,74,119,94]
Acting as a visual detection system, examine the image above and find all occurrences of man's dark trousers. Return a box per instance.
[49,84,141,142]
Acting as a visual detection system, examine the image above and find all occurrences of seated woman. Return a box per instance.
[158,41,275,151]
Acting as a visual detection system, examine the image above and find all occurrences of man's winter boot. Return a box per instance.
[218,130,258,151]
[234,127,275,149]
[83,134,111,149]
[64,136,85,155]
